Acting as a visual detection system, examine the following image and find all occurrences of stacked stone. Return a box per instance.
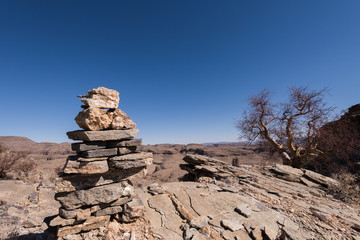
[50,87,153,239]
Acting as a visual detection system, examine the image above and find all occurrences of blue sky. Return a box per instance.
[0,1,359,144]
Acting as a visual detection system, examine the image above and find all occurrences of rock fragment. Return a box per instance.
[235,204,252,218]
[221,219,243,232]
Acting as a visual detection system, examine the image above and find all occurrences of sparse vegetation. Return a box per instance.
[236,86,333,168]
[0,145,30,178]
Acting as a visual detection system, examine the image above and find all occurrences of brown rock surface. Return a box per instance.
[55,167,146,193]
[55,181,134,210]
[63,158,109,174]
[75,108,112,131]
[75,108,136,131]
[108,108,136,130]
[79,87,119,109]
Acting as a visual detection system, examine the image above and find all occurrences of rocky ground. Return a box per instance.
[2,137,359,239]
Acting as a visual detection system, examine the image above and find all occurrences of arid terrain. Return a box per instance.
[1,136,360,240]
[0,136,281,186]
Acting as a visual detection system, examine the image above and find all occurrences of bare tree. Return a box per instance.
[236,87,333,168]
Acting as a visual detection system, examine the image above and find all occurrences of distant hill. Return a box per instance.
[0,136,72,155]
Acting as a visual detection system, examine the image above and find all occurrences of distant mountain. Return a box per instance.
[0,136,71,154]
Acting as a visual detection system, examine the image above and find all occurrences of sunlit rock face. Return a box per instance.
[75,87,136,131]
[79,87,119,109]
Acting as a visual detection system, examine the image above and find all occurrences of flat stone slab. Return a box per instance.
[109,152,153,161]
[72,141,107,151]
[55,181,134,210]
[57,215,110,237]
[183,154,227,165]
[221,219,243,232]
[94,205,123,216]
[107,138,142,147]
[75,156,108,162]
[72,139,142,151]
[55,168,146,193]
[235,204,252,218]
[78,148,118,158]
[63,159,109,174]
[272,164,304,181]
[109,158,153,169]
[66,129,139,141]
[303,170,340,187]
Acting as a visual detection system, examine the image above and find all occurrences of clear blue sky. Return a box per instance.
[0,1,359,144]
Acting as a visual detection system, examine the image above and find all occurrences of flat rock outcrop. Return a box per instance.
[133,154,360,240]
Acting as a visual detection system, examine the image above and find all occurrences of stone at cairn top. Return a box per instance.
[78,87,120,109]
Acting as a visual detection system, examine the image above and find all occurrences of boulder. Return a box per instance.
[108,109,136,130]
[75,108,112,131]
[66,129,139,141]
[79,87,119,109]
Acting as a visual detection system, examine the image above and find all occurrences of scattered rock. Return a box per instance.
[221,219,243,232]
[122,197,145,223]
[189,215,209,229]
[235,204,252,218]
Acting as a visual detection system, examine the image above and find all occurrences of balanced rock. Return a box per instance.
[79,87,119,109]
[75,108,136,131]
[75,108,111,131]
[108,109,136,130]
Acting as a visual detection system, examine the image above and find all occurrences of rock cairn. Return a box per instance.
[50,87,153,239]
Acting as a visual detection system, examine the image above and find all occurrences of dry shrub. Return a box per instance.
[0,145,32,178]
[327,172,360,206]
